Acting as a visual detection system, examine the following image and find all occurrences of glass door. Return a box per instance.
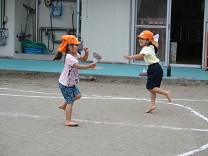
[131,0,171,66]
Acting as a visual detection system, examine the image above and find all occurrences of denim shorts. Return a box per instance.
[59,83,81,104]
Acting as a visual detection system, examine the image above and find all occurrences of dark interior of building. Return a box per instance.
[171,0,204,64]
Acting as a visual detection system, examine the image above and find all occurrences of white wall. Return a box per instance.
[0,0,77,57]
[0,0,15,57]
[1,0,131,61]
[15,0,31,53]
[81,0,131,63]
[37,1,77,54]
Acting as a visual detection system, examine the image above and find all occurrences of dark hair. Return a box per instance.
[53,52,62,60]
[53,44,70,61]
[148,42,158,53]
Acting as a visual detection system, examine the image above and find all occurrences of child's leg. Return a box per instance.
[74,94,81,101]
[65,103,78,126]
[58,94,82,110]
[145,87,171,113]
[58,101,67,110]
[149,87,171,103]
[145,91,156,113]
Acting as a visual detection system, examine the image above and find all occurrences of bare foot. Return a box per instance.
[58,104,66,110]
[145,105,156,113]
[65,121,79,127]
[165,91,171,103]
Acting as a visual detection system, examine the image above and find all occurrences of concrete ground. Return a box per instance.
[0,71,208,156]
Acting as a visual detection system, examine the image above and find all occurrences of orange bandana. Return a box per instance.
[58,35,81,52]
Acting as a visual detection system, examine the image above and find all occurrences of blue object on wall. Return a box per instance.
[50,2,62,16]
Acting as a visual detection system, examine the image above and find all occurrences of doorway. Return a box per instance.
[131,0,169,65]
[170,0,204,65]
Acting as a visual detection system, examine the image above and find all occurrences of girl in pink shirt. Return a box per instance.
[54,35,96,126]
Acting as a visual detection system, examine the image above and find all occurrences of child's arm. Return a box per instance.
[79,47,89,62]
[123,53,144,60]
[73,62,96,69]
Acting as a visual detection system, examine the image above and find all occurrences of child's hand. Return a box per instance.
[89,63,96,69]
[84,47,89,53]
[123,55,130,59]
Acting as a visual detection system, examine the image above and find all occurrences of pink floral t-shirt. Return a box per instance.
[59,53,81,86]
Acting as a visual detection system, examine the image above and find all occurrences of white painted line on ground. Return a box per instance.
[0,87,208,155]
[1,112,208,132]
[0,93,207,102]
[178,143,208,156]
[0,87,61,95]
[0,93,63,99]
[1,87,208,102]
[159,101,208,123]
[1,111,208,156]
[0,93,208,124]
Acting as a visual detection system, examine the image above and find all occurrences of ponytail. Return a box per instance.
[53,52,62,60]
[148,42,158,54]
[53,44,70,61]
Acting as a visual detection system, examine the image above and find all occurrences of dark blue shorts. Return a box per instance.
[146,63,163,89]
[59,83,81,104]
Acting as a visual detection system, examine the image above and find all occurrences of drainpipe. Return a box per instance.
[1,0,6,29]
[76,0,80,39]
[35,0,39,42]
[2,0,5,28]
[0,0,2,29]
[76,0,83,51]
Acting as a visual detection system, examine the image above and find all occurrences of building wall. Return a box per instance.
[0,0,77,57]
[0,0,15,57]
[81,0,131,63]
[36,1,77,54]
[203,0,208,69]
[15,0,31,54]
[2,0,131,63]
